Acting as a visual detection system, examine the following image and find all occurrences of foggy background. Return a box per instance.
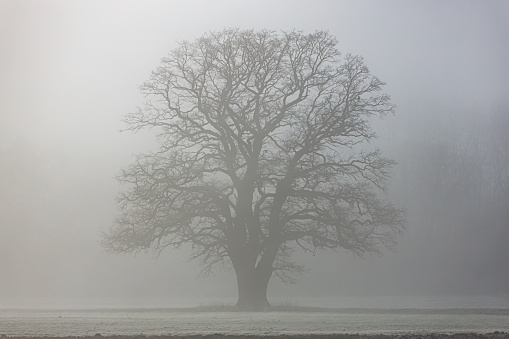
[1,0,508,308]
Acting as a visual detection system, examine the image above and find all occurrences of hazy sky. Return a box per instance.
[1,0,508,307]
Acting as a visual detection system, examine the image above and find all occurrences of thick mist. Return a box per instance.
[1,0,508,308]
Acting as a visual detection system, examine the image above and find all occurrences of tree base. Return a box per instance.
[236,297,271,311]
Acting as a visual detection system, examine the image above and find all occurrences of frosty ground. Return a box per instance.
[3,333,509,339]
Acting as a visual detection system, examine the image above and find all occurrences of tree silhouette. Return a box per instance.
[103,29,405,310]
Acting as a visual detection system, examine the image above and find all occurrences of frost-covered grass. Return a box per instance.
[2,308,509,337]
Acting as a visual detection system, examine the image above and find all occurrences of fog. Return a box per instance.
[1,0,508,308]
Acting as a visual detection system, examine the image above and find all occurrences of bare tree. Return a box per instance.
[103,29,405,310]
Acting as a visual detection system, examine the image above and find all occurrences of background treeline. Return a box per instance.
[386,103,509,294]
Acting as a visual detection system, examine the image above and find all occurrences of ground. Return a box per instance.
[3,333,509,339]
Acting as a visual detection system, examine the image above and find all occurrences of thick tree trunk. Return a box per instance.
[234,264,272,311]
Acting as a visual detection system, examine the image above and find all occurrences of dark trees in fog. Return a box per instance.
[392,105,509,292]
[103,29,405,310]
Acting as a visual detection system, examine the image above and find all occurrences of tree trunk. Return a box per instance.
[234,264,272,311]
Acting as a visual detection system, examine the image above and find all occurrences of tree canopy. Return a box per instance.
[103,29,405,310]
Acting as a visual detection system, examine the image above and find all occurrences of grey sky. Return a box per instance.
[1,0,508,307]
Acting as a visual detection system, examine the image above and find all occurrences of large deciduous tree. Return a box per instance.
[103,29,405,310]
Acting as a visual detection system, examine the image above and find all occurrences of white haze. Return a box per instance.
[1,0,508,308]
